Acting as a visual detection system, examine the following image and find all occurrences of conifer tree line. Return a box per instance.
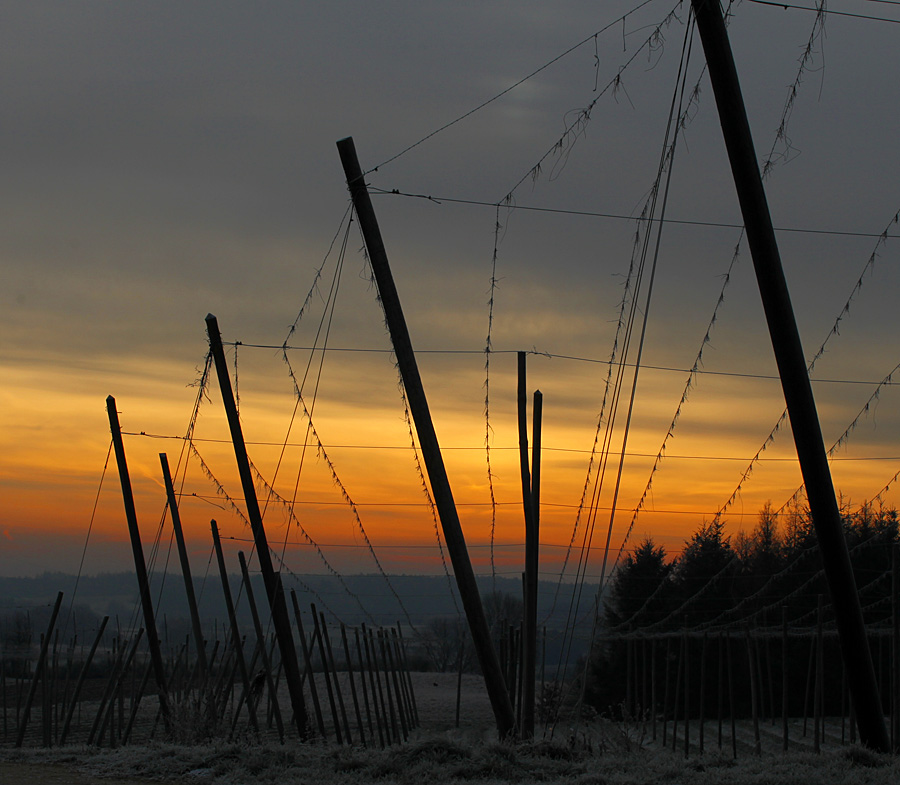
[585,501,899,719]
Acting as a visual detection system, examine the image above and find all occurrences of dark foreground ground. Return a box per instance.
[3,673,900,784]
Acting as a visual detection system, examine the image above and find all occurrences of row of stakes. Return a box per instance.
[4,590,420,748]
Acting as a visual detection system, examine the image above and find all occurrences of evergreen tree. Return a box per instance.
[603,537,671,629]
[670,518,736,625]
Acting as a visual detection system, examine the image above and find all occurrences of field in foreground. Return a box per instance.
[4,672,900,783]
[3,731,900,785]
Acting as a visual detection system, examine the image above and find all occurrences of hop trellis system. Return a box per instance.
[5,0,900,755]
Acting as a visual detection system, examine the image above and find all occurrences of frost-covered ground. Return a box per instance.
[3,672,900,783]
[2,733,900,785]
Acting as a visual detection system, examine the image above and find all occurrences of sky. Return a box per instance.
[2,0,900,586]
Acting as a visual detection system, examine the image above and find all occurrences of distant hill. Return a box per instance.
[0,571,599,670]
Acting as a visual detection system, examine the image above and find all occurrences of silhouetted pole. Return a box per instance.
[210,520,259,736]
[522,360,542,737]
[690,0,890,753]
[60,615,109,745]
[337,136,515,738]
[289,590,327,739]
[893,544,899,751]
[237,551,284,742]
[15,592,63,747]
[159,453,214,717]
[205,314,308,737]
[105,396,170,732]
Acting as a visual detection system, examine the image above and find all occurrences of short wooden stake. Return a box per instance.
[15,592,63,748]
[341,624,366,746]
[289,591,326,739]
[311,606,342,743]
[210,521,259,736]
[238,552,284,742]
[60,616,109,745]
[782,607,789,752]
[362,624,387,747]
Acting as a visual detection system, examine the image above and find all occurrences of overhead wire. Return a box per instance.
[363,0,663,175]
[572,7,698,726]
[369,188,899,241]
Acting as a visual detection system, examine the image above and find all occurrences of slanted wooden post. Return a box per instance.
[105,397,170,732]
[289,591,327,739]
[60,616,109,745]
[353,627,377,743]
[159,453,215,718]
[238,552,284,742]
[690,0,889,752]
[341,624,366,746]
[210,520,259,736]
[338,136,515,738]
[205,315,308,737]
[15,592,63,747]
[311,605,342,744]
[362,624,388,747]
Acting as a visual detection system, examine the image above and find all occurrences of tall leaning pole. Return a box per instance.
[690,0,890,752]
[206,314,309,738]
[337,136,516,738]
[106,396,170,732]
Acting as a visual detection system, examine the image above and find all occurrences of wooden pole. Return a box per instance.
[377,629,401,743]
[122,656,153,745]
[289,591,326,739]
[672,633,683,752]
[684,629,691,758]
[205,314,308,737]
[16,592,63,748]
[782,607,789,752]
[210,520,259,736]
[392,628,416,729]
[803,632,815,737]
[60,616,109,745]
[699,632,707,755]
[747,626,761,756]
[106,397,170,732]
[95,630,144,747]
[354,627,376,743]
[159,452,214,718]
[311,606,342,744]
[384,629,408,741]
[338,136,515,738]
[726,630,736,759]
[662,636,672,746]
[717,632,723,750]
[519,355,540,738]
[362,624,388,747]
[238,552,284,742]
[690,0,889,752]
[815,597,824,753]
[651,637,658,742]
[320,613,352,744]
[87,631,129,746]
[893,544,899,751]
[456,641,464,730]
[529,389,543,721]
[341,624,366,746]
